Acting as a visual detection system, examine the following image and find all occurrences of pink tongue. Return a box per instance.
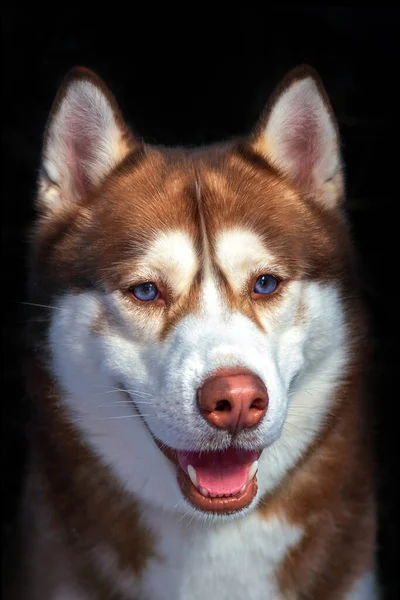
[177,448,258,495]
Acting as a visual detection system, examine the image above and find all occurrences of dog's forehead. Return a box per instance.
[76,146,342,290]
[104,147,301,245]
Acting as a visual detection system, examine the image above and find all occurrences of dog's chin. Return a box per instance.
[155,440,262,517]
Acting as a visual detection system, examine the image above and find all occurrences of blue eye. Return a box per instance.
[253,274,278,295]
[131,282,159,302]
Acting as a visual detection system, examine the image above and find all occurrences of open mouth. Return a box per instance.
[160,444,261,514]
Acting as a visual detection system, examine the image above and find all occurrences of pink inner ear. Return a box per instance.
[64,137,89,198]
[63,110,100,197]
[281,99,321,188]
[264,76,338,191]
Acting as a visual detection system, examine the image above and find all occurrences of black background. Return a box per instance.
[2,7,398,598]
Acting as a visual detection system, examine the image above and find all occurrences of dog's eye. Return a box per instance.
[131,282,160,302]
[253,274,278,295]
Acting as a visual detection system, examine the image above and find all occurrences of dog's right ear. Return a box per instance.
[37,67,134,213]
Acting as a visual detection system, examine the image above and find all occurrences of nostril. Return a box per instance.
[250,397,267,411]
[215,399,231,412]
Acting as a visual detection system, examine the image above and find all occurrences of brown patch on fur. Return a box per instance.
[20,359,157,597]
[257,370,376,599]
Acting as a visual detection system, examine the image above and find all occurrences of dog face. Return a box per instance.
[31,66,354,520]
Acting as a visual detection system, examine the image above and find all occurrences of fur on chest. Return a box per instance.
[127,509,303,600]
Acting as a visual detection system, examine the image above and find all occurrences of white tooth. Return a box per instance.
[199,487,209,497]
[247,460,259,484]
[239,485,246,494]
[209,492,217,498]
[187,465,198,488]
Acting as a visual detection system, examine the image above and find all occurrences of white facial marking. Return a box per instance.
[133,230,198,297]
[215,227,280,291]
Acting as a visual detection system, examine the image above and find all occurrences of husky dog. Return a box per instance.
[16,65,378,599]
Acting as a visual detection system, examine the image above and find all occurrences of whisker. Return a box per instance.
[289,386,339,398]
[176,508,192,524]
[75,414,156,421]
[289,390,314,397]
[92,385,153,398]
[288,404,336,412]
[17,301,60,311]
[283,421,317,435]
[119,389,153,397]
[95,401,153,408]
[187,513,197,527]
[93,390,153,400]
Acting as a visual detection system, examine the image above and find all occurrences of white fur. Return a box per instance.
[128,230,198,296]
[140,511,303,600]
[92,545,139,598]
[344,570,380,599]
[215,227,282,290]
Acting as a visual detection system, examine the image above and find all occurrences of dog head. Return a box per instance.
[31,66,356,520]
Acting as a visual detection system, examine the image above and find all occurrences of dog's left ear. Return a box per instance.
[251,66,343,207]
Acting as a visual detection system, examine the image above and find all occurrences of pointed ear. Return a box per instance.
[38,67,134,212]
[251,66,343,206]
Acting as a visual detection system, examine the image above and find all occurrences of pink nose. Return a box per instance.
[197,369,268,433]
